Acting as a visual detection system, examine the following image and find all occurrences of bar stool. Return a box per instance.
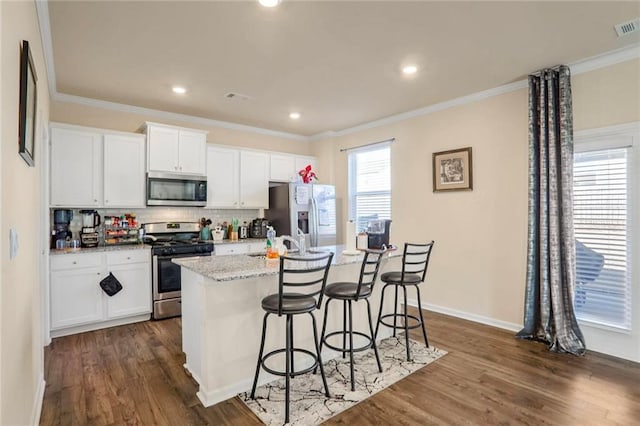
[374,242,434,361]
[250,251,334,425]
[317,248,387,391]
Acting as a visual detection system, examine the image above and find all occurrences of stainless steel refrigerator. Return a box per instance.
[265,183,336,247]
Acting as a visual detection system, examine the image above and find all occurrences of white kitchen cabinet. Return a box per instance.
[146,122,207,175]
[103,133,146,207]
[50,126,103,207]
[207,146,240,208]
[50,253,104,329]
[105,251,151,318]
[270,153,296,182]
[240,151,269,208]
[206,146,268,209]
[50,249,151,335]
[214,241,266,256]
[269,153,318,183]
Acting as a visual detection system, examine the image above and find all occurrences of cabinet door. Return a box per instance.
[105,262,151,318]
[270,153,296,182]
[50,127,102,207]
[207,146,240,208]
[50,266,104,329]
[147,125,179,173]
[240,151,269,208]
[104,134,146,207]
[178,130,207,175]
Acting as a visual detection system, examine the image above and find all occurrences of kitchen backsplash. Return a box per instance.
[53,207,260,237]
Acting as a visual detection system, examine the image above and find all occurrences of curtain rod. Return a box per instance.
[339,137,395,152]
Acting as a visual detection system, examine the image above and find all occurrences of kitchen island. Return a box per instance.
[174,246,401,407]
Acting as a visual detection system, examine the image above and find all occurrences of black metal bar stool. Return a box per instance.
[317,248,387,391]
[250,251,334,425]
[374,241,434,361]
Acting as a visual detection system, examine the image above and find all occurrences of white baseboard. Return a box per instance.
[406,299,523,333]
[50,314,151,338]
[31,374,46,426]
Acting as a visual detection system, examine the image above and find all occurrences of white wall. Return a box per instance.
[313,58,640,329]
[1,1,50,424]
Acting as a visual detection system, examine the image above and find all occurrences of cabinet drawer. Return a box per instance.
[214,244,249,256]
[247,242,266,253]
[51,253,102,271]
[106,249,150,265]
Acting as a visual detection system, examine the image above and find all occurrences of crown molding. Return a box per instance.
[51,92,308,142]
[35,0,56,96]
[570,43,640,76]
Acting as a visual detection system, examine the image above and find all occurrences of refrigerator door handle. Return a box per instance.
[310,196,319,247]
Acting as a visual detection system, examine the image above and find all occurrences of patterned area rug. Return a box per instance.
[239,336,447,425]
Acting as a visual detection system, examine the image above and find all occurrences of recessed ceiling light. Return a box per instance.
[259,0,281,7]
[172,86,187,94]
[402,65,418,75]
[289,112,300,120]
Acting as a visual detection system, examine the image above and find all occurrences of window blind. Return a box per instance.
[573,147,632,330]
[348,144,391,232]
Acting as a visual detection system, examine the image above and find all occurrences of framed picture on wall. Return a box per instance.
[432,147,473,192]
[18,40,38,167]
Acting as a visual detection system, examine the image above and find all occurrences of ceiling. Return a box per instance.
[46,1,640,137]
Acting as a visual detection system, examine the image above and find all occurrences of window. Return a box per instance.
[573,145,632,330]
[348,143,391,232]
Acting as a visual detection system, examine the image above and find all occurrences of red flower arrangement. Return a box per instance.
[298,164,318,183]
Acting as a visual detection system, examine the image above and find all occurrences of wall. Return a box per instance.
[51,101,313,156]
[1,1,50,424]
[314,58,640,328]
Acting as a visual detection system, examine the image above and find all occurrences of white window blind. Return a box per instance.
[348,143,391,232]
[573,147,632,330]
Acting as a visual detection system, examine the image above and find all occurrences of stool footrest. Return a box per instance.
[322,330,374,353]
[260,348,319,377]
[378,312,423,330]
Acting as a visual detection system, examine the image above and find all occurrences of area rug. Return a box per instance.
[239,336,447,425]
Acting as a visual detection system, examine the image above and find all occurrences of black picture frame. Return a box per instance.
[18,40,37,167]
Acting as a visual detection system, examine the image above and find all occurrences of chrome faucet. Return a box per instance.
[281,229,306,255]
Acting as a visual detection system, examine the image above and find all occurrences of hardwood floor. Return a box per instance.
[40,308,640,425]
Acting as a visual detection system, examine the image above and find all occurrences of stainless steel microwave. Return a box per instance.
[146,172,207,207]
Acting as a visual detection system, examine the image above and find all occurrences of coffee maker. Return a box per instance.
[80,210,101,248]
[367,219,392,249]
[51,209,73,249]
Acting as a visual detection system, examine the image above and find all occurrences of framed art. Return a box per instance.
[18,40,38,167]
[432,147,473,192]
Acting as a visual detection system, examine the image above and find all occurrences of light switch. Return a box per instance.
[9,228,19,259]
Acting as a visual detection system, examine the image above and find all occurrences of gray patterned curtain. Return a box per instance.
[516,66,586,355]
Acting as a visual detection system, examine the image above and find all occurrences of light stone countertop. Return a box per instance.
[213,238,266,246]
[173,244,400,282]
[50,244,151,256]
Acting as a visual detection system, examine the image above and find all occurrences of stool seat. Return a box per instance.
[380,271,422,284]
[324,282,372,299]
[261,293,317,314]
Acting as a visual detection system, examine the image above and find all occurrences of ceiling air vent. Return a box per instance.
[224,92,251,101]
[614,18,640,37]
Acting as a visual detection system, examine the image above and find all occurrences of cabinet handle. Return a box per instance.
[96,272,100,275]
[241,202,245,206]
[72,261,77,264]
[126,257,131,260]
[180,166,183,171]
[105,200,109,204]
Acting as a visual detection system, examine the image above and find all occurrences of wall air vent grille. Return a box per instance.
[224,92,251,101]
[614,18,640,37]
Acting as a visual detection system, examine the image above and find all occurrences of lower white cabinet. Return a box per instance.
[214,241,266,256]
[50,249,151,334]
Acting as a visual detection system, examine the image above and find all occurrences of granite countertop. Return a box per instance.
[50,244,151,256]
[173,245,400,282]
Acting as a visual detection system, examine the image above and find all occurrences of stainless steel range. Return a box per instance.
[143,222,214,320]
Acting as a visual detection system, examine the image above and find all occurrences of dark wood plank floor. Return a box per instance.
[40,308,640,425]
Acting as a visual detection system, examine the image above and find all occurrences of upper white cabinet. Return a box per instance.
[206,146,268,209]
[103,134,146,207]
[50,126,103,207]
[50,123,146,208]
[145,122,207,175]
[240,151,269,208]
[269,153,318,183]
[207,146,239,208]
